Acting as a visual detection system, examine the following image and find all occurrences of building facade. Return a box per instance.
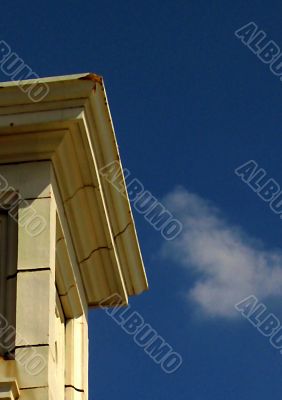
[0,74,148,399]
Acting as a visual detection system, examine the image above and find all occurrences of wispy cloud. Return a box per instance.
[162,187,282,319]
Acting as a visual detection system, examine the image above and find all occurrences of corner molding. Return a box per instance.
[0,378,20,399]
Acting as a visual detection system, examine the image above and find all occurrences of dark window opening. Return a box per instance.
[0,211,18,359]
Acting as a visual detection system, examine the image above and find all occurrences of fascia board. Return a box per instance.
[84,82,148,295]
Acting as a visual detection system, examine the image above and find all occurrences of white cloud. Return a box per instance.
[162,187,282,319]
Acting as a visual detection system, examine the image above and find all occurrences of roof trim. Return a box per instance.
[0,73,148,306]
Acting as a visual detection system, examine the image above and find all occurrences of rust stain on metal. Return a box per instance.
[78,73,103,92]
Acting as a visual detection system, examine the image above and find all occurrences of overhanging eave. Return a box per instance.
[0,74,148,306]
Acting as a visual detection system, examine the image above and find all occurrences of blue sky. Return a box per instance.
[3,0,282,398]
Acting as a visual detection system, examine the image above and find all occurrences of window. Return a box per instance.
[0,211,17,358]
